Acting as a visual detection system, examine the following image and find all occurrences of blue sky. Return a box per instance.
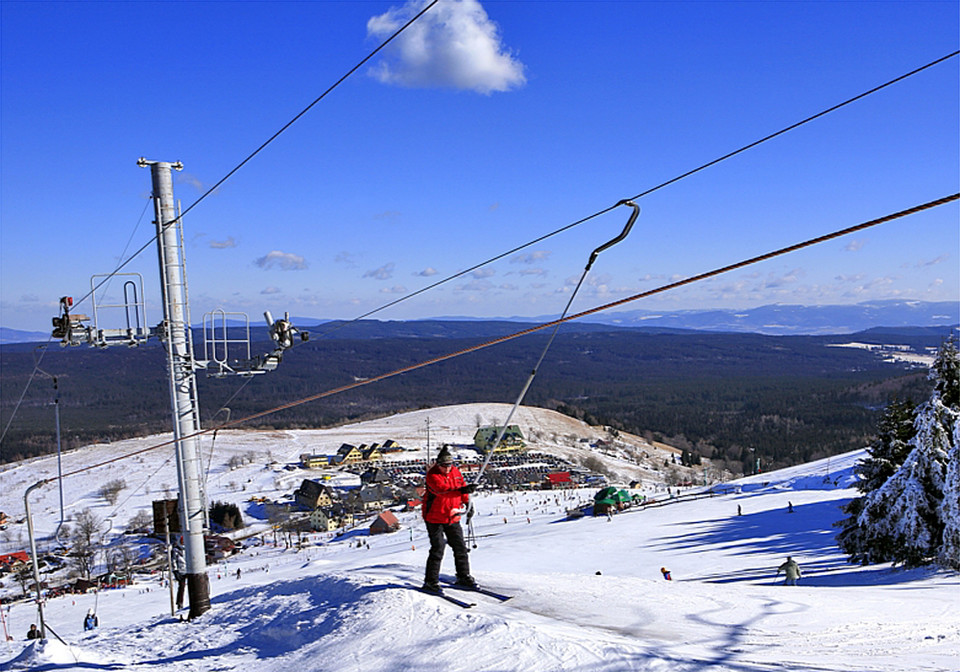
[1,0,957,333]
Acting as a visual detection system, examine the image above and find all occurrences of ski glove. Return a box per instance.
[459,484,477,494]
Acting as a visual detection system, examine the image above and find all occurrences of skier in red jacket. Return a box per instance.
[422,445,477,593]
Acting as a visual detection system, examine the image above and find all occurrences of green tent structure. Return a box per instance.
[593,486,632,515]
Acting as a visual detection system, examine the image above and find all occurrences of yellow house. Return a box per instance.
[337,443,363,463]
[300,453,330,469]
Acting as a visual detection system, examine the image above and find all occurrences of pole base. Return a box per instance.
[187,572,211,619]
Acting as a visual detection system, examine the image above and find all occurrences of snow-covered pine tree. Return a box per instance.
[935,338,960,569]
[939,423,960,569]
[854,339,958,567]
[835,399,916,563]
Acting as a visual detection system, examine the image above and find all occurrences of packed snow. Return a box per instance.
[1,403,957,672]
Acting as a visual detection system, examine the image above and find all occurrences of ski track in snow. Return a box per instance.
[1,403,957,672]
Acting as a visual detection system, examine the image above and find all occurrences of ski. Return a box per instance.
[441,581,512,602]
[417,586,475,608]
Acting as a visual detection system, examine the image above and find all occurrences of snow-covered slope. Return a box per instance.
[1,405,957,672]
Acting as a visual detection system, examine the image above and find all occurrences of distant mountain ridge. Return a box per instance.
[2,300,956,344]
[531,300,959,336]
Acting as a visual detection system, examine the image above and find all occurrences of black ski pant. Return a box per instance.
[175,575,186,609]
[425,521,471,584]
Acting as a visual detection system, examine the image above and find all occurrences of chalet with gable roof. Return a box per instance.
[361,467,391,484]
[381,439,403,453]
[361,445,382,462]
[474,425,526,453]
[369,511,400,535]
[337,443,363,463]
[358,484,395,512]
[294,479,334,510]
[0,551,29,574]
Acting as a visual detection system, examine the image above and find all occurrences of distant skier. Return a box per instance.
[26,624,41,640]
[737,504,742,516]
[777,556,801,585]
[421,446,477,593]
[236,568,241,580]
[83,609,99,631]
[787,501,794,513]
[660,567,672,581]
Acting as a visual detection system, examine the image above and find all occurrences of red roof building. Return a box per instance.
[369,511,400,535]
[544,472,574,489]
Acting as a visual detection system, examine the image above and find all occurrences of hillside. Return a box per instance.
[2,325,948,471]
[1,404,958,671]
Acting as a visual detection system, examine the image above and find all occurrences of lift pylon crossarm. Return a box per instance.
[202,309,308,377]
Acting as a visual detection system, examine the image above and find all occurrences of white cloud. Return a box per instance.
[835,273,865,284]
[255,250,307,270]
[472,268,496,279]
[917,254,949,268]
[761,268,803,289]
[210,237,237,249]
[261,286,281,295]
[512,250,551,265]
[457,279,493,292]
[335,251,359,266]
[367,0,526,95]
[380,285,408,294]
[518,267,547,277]
[176,173,206,193]
[415,267,438,277]
[364,262,396,280]
[844,239,865,252]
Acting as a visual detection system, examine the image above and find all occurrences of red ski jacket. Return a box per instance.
[422,463,469,524]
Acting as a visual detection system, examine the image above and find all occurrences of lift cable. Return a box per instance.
[34,192,956,484]
[310,49,959,339]
[0,201,155,452]
[0,341,54,451]
[66,0,441,314]
[472,201,640,484]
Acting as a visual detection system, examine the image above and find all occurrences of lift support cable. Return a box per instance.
[36,192,956,484]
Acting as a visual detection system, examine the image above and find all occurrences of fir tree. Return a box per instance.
[835,399,916,563]
[934,338,960,569]
[844,339,958,567]
[939,424,960,569]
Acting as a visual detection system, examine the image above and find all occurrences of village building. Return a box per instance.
[361,445,382,462]
[300,453,330,469]
[0,551,29,574]
[369,510,400,535]
[361,467,392,484]
[336,443,363,463]
[543,471,574,489]
[294,479,334,510]
[473,425,526,453]
[327,505,355,528]
[357,484,395,512]
[380,439,403,453]
[309,508,338,532]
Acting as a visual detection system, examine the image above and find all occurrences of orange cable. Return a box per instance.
[50,192,958,482]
